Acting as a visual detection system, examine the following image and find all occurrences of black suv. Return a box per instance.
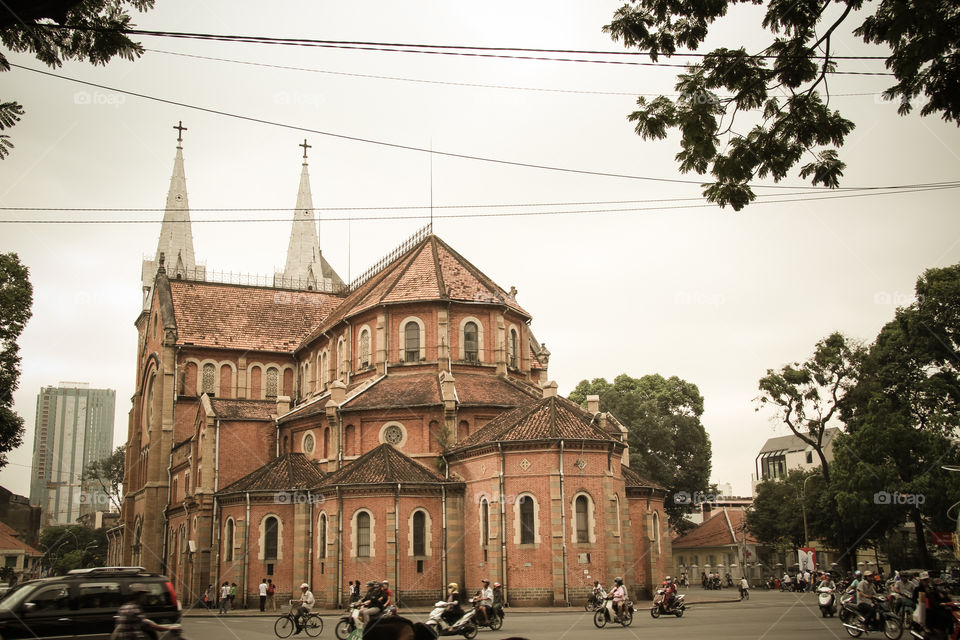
[0,567,181,640]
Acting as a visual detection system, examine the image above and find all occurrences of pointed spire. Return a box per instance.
[141,124,199,309]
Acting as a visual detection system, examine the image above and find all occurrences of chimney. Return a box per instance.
[327,380,346,406]
[276,395,291,416]
[542,381,558,398]
[587,395,599,414]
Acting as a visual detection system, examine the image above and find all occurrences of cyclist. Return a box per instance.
[292,583,315,635]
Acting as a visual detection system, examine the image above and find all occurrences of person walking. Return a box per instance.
[219,582,230,615]
[267,579,276,610]
[259,578,268,612]
[229,583,237,610]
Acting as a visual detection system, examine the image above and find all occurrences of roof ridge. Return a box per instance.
[432,236,509,303]
[378,239,429,301]
[429,236,447,298]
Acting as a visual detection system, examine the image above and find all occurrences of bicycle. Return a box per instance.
[274,601,323,638]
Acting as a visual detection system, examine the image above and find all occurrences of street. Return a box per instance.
[181,590,857,640]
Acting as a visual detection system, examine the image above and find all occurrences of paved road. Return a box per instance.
[181,590,854,640]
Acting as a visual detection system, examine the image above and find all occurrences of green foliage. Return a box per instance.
[83,445,125,511]
[755,332,864,483]
[747,469,810,550]
[604,0,959,209]
[0,0,154,158]
[569,373,711,533]
[39,525,107,575]
[0,253,32,470]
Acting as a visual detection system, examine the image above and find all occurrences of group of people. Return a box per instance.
[256,578,278,612]
[216,582,238,614]
[591,576,629,621]
[849,568,954,637]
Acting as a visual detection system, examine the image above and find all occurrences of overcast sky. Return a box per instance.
[1,0,959,499]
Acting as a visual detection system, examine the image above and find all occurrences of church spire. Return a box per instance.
[141,122,200,309]
[277,140,344,291]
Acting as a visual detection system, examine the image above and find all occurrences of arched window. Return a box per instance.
[412,511,426,556]
[266,367,279,399]
[320,352,328,390]
[464,322,478,362]
[337,338,346,379]
[428,421,441,453]
[404,321,420,363]
[322,427,330,459]
[224,519,235,562]
[219,364,233,399]
[356,511,371,557]
[358,329,371,369]
[614,494,622,537]
[344,424,355,456]
[519,495,535,544]
[653,511,662,555]
[458,420,469,443]
[509,328,519,368]
[480,498,490,544]
[264,516,279,560]
[282,435,289,454]
[202,363,216,394]
[575,495,589,543]
[250,367,262,399]
[318,513,327,559]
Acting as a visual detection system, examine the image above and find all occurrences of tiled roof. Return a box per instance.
[168,280,341,352]
[453,395,619,450]
[341,373,441,410]
[0,527,40,555]
[621,465,666,490]
[0,521,19,537]
[453,373,541,407]
[672,508,757,548]
[300,235,529,349]
[217,453,325,494]
[319,443,445,486]
[210,398,276,421]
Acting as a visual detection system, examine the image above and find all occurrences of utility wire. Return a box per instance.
[9,64,933,191]
[2,184,957,224]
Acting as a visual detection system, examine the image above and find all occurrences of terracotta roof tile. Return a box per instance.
[621,465,666,490]
[216,453,325,494]
[452,373,541,407]
[210,398,276,421]
[0,530,40,555]
[168,280,341,352]
[672,508,757,548]
[319,443,445,486]
[341,373,441,410]
[381,243,442,303]
[454,395,619,449]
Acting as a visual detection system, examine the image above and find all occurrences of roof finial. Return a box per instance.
[173,120,187,146]
[299,138,311,162]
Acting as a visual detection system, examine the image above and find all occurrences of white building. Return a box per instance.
[751,428,839,492]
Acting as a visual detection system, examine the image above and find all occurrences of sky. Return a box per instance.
[1,0,959,500]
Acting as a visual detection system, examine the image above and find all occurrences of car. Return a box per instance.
[0,567,181,640]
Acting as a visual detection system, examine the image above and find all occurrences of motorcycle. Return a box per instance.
[334,602,397,639]
[650,588,685,618]
[468,596,503,631]
[908,600,960,640]
[839,593,903,639]
[818,586,837,617]
[424,601,479,638]
[585,591,605,611]
[593,596,634,628]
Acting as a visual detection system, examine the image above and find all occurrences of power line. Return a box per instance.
[2,184,957,224]
[146,48,890,98]
[8,63,925,191]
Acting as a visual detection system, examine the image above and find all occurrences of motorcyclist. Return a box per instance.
[609,577,627,621]
[856,570,878,625]
[917,571,953,637]
[380,580,393,614]
[592,580,606,605]
[492,582,504,619]
[359,580,382,626]
[475,579,493,626]
[663,576,677,610]
[443,582,464,626]
[818,573,836,590]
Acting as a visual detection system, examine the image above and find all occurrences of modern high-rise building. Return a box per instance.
[30,383,115,526]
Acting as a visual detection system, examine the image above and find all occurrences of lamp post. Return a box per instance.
[801,474,816,548]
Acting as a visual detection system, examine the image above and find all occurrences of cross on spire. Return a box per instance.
[299,139,311,160]
[173,121,187,144]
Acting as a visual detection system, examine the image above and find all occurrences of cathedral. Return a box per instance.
[112,129,671,608]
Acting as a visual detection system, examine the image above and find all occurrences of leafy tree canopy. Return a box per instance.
[83,445,125,511]
[0,0,154,158]
[39,525,107,575]
[569,373,711,533]
[604,0,960,210]
[0,253,32,470]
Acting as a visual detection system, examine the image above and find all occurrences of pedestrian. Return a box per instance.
[259,578,268,612]
[267,579,277,610]
[204,584,213,609]
[349,580,359,603]
[219,582,230,615]
[230,582,237,610]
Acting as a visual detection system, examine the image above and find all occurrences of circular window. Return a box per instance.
[383,425,404,445]
[302,433,315,454]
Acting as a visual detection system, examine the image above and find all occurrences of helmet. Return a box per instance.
[855,571,862,577]
[381,580,389,585]
[918,571,930,580]
[367,581,377,586]
[448,583,458,591]
[300,583,309,590]
[665,576,672,581]
[493,583,501,588]
[481,579,489,584]
[614,577,623,585]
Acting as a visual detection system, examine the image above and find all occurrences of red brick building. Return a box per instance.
[115,137,671,608]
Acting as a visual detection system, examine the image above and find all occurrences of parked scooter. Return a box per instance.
[818,586,836,617]
[650,588,686,618]
[424,601,479,638]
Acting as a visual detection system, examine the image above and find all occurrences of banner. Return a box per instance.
[798,547,817,572]
[931,531,954,546]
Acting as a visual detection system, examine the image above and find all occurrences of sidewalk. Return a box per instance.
[182,593,742,618]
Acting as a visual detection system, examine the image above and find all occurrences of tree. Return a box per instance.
[603,1,960,210]
[83,445,125,511]
[755,332,863,484]
[0,0,154,158]
[747,469,809,550]
[39,525,107,575]
[569,373,712,533]
[0,253,33,470]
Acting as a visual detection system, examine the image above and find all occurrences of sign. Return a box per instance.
[798,547,817,572]
[931,531,954,546]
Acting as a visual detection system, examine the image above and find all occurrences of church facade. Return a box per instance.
[114,133,671,608]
